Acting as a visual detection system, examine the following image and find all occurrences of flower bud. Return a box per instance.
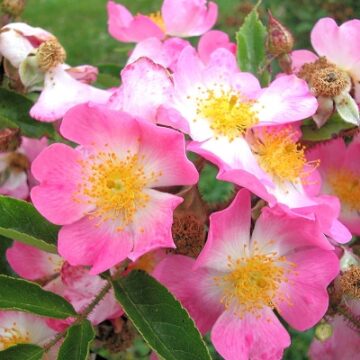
[0,128,21,152]
[1,0,26,17]
[314,322,333,341]
[266,11,294,57]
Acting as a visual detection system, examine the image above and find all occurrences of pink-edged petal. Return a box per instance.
[109,57,173,123]
[211,308,290,360]
[0,311,57,348]
[60,103,140,152]
[162,0,218,37]
[127,37,189,71]
[66,64,98,84]
[277,248,339,330]
[107,1,164,43]
[195,189,251,271]
[252,206,333,255]
[153,255,223,334]
[255,75,318,125]
[344,139,360,174]
[20,136,48,162]
[6,242,63,280]
[129,190,183,260]
[137,120,198,187]
[156,105,190,133]
[291,50,318,73]
[31,143,91,225]
[173,46,205,93]
[311,18,360,69]
[58,215,133,275]
[30,65,112,122]
[198,30,236,64]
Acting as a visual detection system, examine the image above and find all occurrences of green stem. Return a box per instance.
[43,281,112,352]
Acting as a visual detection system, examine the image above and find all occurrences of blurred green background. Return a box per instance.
[20,0,360,66]
[5,0,359,359]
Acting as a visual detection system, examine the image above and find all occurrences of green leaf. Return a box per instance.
[301,115,355,141]
[0,275,76,318]
[0,88,55,138]
[57,320,95,360]
[236,8,269,85]
[112,270,211,360]
[0,344,44,360]
[199,164,234,204]
[0,196,59,253]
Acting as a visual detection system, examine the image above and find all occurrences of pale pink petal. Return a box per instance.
[198,30,236,64]
[30,65,112,122]
[60,103,140,152]
[156,106,190,133]
[291,50,318,73]
[31,143,92,225]
[195,189,251,271]
[311,18,360,69]
[255,75,318,125]
[211,308,290,360]
[0,27,34,67]
[137,119,198,187]
[58,216,133,275]
[277,248,339,330]
[252,206,333,254]
[0,170,28,199]
[108,58,173,123]
[153,255,223,334]
[20,136,48,162]
[0,311,57,349]
[6,242,63,280]
[129,190,183,260]
[66,65,98,84]
[127,37,189,70]
[107,1,164,43]
[162,0,218,37]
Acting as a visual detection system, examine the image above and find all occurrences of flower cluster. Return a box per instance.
[0,1,359,359]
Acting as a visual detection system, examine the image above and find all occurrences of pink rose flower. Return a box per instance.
[107,0,218,43]
[31,104,198,274]
[154,189,339,360]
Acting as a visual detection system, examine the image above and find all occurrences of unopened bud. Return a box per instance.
[36,38,66,72]
[0,128,21,152]
[1,0,26,17]
[267,11,294,57]
[314,322,333,341]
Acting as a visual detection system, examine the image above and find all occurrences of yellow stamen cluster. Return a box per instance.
[196,88,259,141]
[36,38,66,72]
[214,241,295,317]
[148,11,166,33]
[328,169,360,212]
[75,147,161,231]
[0,323,30,350]
[253,127,318,183]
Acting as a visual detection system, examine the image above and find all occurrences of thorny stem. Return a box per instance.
[43,278,113,352]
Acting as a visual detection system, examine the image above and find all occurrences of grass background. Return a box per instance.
[9,0,360,359]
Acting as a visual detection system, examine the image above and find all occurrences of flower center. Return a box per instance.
[36,38,66,72]
[328,168,360,211]
[0,324,30,350]
[298,57,351,97]
[148,11,166,32]
[252,127,318,183]
[196,89,259,141]
[75,148,161,231]
[214,245,295,317]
